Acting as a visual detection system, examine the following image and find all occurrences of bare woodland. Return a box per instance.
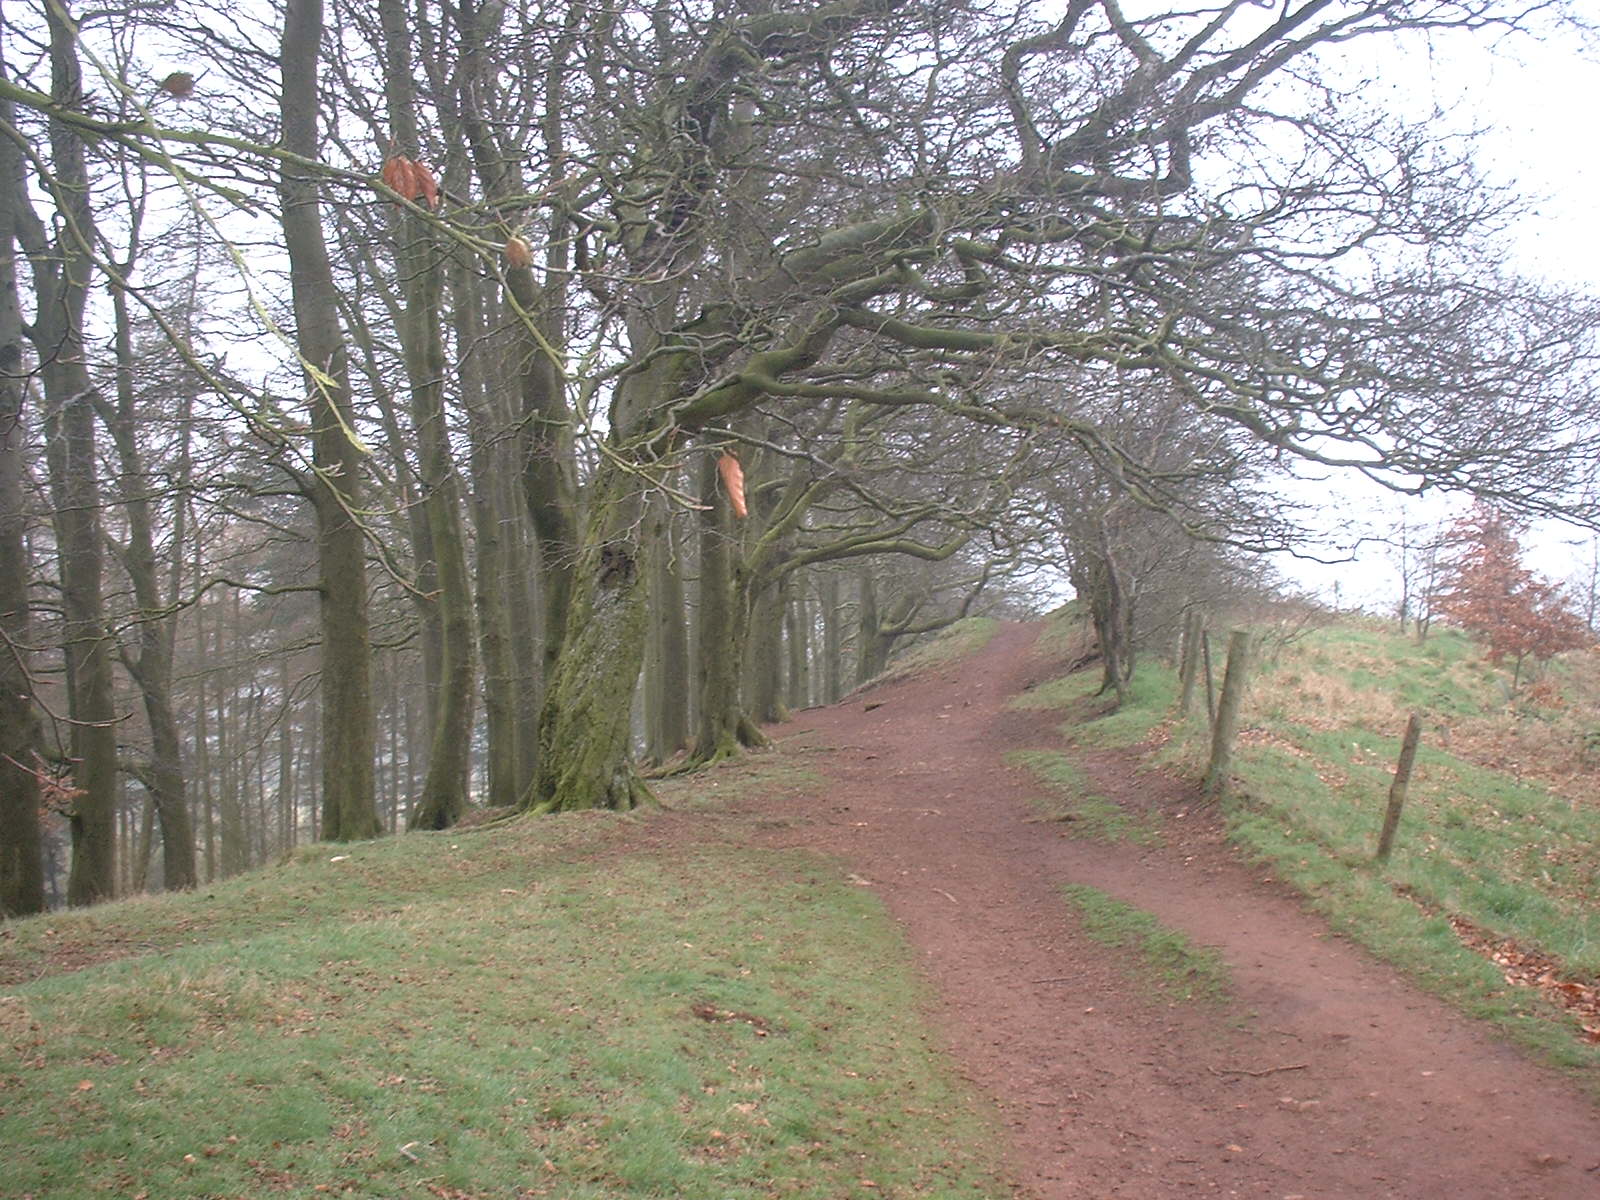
[2,0,1599,912]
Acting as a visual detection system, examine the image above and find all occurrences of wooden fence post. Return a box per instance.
[1178,611,1203,717]
[1203,630,1252,800]
[1376,713,1424,862]
[1201,631,1217,727]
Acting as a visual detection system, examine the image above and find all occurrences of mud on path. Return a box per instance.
[659,623,1600,1198]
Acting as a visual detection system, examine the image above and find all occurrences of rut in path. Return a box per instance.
[686,622,1600,1199]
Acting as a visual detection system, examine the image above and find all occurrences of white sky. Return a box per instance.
[1271,26,1600,610]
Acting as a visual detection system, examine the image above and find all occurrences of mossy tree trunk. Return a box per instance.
[692,450,765,765]
[746,577,787,725]
[645,496,691,764]
[527,450,655,811]
[526,345,688,811]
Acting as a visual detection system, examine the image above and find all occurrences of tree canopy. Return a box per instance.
[3,0,1600,906]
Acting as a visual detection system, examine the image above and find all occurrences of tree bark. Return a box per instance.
[378,0,476,831]
[526,451,654,811]
[0,119,43,915]
[746,577,786,725]
[106,285,196,890]
[820,573,843,704]
[32,4,118,906]
[455,267,520,809]
[786,572,810,712]
[856,570,891,686]
[1203,631,1252,801]
[692,451,765,763]
[645,495,691,763]
[280,0,379,841]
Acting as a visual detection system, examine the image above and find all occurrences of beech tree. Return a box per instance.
[0,78,43,915]
[1436,503,1590,685]
[2,0,1599,891]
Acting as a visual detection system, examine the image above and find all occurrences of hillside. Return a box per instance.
[4,617,1600,1198]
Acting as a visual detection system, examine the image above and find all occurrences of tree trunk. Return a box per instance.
[28,4,119,907]
[526,453,654,811]
[692,452,765,763]
[786,573,810,711]
[855,570,893,686]
[746,578,786,725]
[507,480,544,790]
[280,0,379,841]
[106,285,196,890]
[278,657,295,853]
[644,495,692,764]
[375,0,475,830]
[526,345,685,810]
[820,572,843,704]
[455,266,520,809]
[0,142,43,915]
[217,606,246,879]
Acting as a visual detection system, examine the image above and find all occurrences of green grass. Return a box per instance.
[877,617,1001,683]
[1005,749,1158,845]
[1127,618,1600,1079]
[1060,884,1232,1006]
[0,817,1009,1197]
[1008,658,1175,750]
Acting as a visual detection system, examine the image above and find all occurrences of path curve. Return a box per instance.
[700,623,1600,1198]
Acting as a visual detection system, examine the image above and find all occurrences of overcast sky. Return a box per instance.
[1271,24,1600,611]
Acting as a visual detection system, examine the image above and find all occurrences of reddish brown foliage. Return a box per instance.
[717,452,747,518]
[380,155,439,210]
[1435,503,1590,680]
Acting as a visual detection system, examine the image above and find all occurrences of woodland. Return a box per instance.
[2,0,1599,915]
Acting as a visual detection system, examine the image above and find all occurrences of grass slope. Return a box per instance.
[1,807,1007,1198]
[1026,615,1600,1079]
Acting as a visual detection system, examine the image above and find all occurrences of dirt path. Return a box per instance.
[674,623,1600,1198]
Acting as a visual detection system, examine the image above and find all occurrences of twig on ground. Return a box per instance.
[1208,1062,1308,1078]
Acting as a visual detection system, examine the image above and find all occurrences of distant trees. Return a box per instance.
[1436,504,1591,685]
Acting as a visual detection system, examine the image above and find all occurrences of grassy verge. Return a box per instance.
[1005,750,1158,845]
[1007,660,1175,750]
[0,820,1008,1197]
[875,617,1001,684]
[1060,884,1231,1006]
[1119,620,1600,1078]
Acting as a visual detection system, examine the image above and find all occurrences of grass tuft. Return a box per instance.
[1006,749,1158,845]
[1061,884,1232,1005]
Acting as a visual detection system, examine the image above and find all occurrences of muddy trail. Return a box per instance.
[653,622,1600,1198]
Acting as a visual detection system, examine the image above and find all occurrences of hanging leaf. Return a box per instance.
[504,236,534,269]
[159,71,195,99]
[380,155,414,200]
[718,452,747,519]
[412,159,440,210]
[380,155,438,209]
